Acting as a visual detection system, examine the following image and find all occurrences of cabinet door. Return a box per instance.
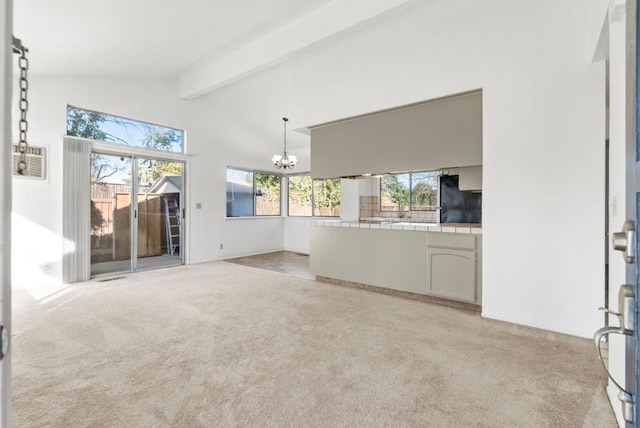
[426,248,476,303]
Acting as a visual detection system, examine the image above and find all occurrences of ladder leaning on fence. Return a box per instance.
[163,198,181,256]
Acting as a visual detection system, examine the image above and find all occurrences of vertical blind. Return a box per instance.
[62,137,91,283]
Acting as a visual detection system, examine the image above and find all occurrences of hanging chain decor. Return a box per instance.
[12,37,29,175]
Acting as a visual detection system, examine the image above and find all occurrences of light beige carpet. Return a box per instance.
[13,261,615,427]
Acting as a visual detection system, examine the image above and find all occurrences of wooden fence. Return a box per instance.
[91,199,113,258]
[288,204,340,217]
[91,183,151,199]
[91,183,162,263]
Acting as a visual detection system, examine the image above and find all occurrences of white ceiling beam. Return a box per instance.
[179,0,414,99]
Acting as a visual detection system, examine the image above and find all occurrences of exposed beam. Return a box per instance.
[179,0,414,99]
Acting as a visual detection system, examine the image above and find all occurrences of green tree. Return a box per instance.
[149,161,183,182]
[381,175,409,209]
[411,181,436,206]
[314,179,341,215]
[410,172,437,209]
[68,106,184,183]
[289,176,312,205]
[255,173,281,199]
[67,108,107,140]
[67,106,129,144]
[289,176,312,215]
[141,126,181,151]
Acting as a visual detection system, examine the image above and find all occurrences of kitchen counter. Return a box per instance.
[310,222,483,305]
[311,219,482,234]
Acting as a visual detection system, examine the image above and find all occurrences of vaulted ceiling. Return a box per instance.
[13,0,334,78]
[14,0,415,99]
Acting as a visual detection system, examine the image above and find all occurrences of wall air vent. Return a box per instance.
[12,145,46,179]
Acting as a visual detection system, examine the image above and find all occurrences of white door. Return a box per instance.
[1,1,13,426]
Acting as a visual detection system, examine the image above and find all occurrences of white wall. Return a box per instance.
[221,218,284,259]
[13,0,609,339]
[339,179,359,221]
[280,0,604,337]
[11,77,287,287]
[284,217,311,254]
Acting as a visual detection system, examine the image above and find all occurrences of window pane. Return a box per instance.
[313,179,341,217]
[380,174,409,211]
[255,172,281,216]
[288,176,312,216]
[66,106,184,153]
[226,168,254,217]
[411,172,438,211]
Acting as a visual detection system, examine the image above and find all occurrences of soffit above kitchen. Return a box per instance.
[308,90,483,179]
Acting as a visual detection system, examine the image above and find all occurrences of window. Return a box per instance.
[226,168,282,217]
[410,172,438,211]
[227,168,254,217]
[288,176,312,216]
[381,171,439,212]
[313,178,341,217]
[288,175,340,217]
[255,172,281,216]
[66,105,184,153]
[380,173,410,211]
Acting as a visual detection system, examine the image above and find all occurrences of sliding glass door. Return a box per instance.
[135,158,183,271]
[90,153,133,276]
[90,153,185,276]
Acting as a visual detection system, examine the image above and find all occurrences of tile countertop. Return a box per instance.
[311,220,482,234]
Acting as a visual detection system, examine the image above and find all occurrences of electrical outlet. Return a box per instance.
[219,243,224,250]
[196,202,202,209]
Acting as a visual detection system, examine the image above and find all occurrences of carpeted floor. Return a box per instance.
[12,261,616,427]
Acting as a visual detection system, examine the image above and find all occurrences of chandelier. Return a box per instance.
[272,117,297,170]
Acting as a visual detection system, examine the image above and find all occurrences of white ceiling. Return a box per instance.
[13,0,334,78]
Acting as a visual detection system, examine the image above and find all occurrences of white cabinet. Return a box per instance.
[310,225,481,305]
[458,166,482,191]
[426,248,476,303]
[426,232,477,303]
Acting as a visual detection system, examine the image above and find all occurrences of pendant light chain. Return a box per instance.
[283,117,288,153]
[13,37,30,175]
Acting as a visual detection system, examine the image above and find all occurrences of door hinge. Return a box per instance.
[0,325,9,360]
[619,390,635,424]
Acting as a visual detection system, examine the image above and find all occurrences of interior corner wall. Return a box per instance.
[282,0,605,337]
[283,178,360,254]
[284,217,311,254]
[10,77,287,286]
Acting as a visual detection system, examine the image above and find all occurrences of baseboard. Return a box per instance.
[220,247,284,260]
[317,276,481,312]
[480,311,593,339]
[283,247,309,255]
